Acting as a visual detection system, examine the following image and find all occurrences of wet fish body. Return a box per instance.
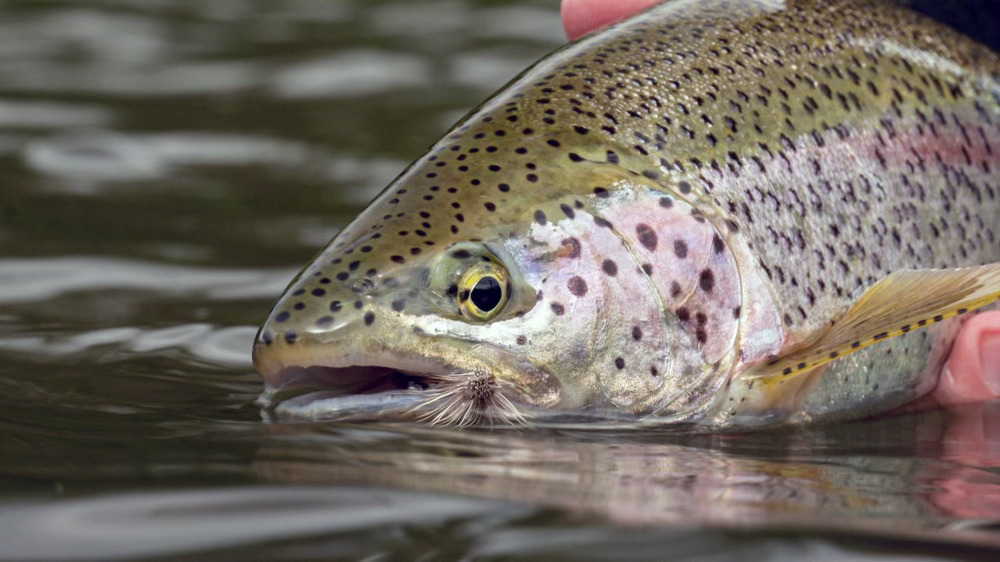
[254,0,1000,427]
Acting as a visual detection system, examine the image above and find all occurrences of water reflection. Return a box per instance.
[254,405,1000,549]
[0,487,517,560]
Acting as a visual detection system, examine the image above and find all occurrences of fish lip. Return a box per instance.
[257,351,462,397]
[253,341,558,420]
[253,340,458,390]
[268,364,449,395]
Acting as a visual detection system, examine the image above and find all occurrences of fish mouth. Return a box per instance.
[257,356,528,426]
[269,364,437,396]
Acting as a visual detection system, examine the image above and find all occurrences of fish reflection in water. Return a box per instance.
[255,403,1000,550]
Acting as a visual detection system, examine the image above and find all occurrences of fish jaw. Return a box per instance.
[252,313,564,423]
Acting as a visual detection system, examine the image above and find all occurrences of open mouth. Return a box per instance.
[260,365,444,421]
[258,363,527,426]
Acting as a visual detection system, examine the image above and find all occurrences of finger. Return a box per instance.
[933,310,1000,407]
[561,0,662,40]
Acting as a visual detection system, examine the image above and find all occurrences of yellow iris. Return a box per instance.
[458,261,510,321]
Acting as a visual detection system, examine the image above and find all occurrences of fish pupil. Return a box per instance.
[470,276,503,312]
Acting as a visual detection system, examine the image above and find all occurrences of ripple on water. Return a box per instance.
[270,49,430,99]
[24,130,321,189]
[449,50,540,92]
[0,324,255,368]
[25,130,165,184]
[0,100,111,129]
[0,257,295,303]
[0,487,518,560]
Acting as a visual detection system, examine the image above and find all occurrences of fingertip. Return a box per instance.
[561,0,662,40]
[936,310,1000,406]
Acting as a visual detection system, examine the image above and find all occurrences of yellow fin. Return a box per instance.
[746,263,1000,382]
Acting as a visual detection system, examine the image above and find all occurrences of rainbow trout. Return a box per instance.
[253,0,1000,428]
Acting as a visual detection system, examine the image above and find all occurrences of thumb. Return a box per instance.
[935,310,1000,406]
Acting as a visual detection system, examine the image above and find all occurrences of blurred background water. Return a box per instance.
[1,0,999,559]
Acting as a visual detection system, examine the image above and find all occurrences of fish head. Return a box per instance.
[254,124,743,425]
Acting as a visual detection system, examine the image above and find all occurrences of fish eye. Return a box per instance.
[458,263,509,321]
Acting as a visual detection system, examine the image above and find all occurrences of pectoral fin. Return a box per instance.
[716,264,1000,425]
[749,263,1000,382]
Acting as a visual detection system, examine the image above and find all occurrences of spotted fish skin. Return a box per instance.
[253,0,1000,426]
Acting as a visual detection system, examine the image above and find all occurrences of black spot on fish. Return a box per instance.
[642,263,653,275]
[285,331,298,344]
[534,210,547,225]
[560,203,575,219]
[364,312,375,326]
[632,326,642,341]
[699,269,714,292]
[516,335,527,345]
[676,307,690,322]
[712,234,725,254]
[315,316,334,329]
[696,328,707,344]
[659,197,674,208]
[636,223,658,251]
[551,302,565,315]
[678,181,692,194]
[391,300,406,312]
[594,216,613,228]
[615,357,625,369]
[275,311,290,323]
[330,301,342,312]
[670,281,682,298]
[568,276,588,296]
[602,259,618,276]
[674,239,688,258]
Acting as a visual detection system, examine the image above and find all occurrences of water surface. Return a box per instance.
[1,0,999,559]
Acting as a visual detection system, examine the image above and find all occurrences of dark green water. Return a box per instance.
[1,0,999,559]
